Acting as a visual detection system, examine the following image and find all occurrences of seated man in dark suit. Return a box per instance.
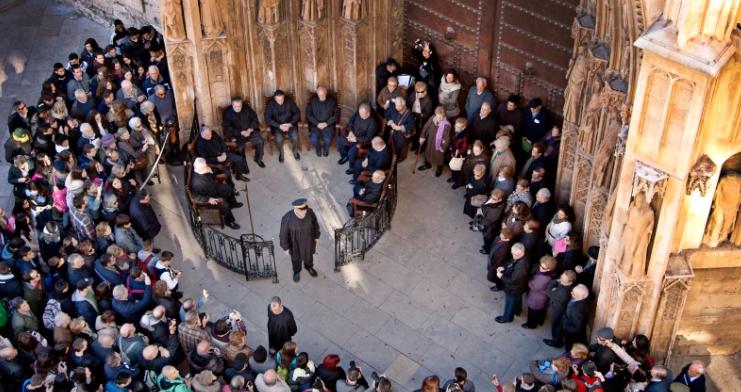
[196,125,250,183]
[384,97,415,157]
[338,103,376,167]
[306,86,337,157]
[190,158,242,230]
[223,97,265,168]
[264,90,301,162]
[350,137,390,183]
[347,170,386,216]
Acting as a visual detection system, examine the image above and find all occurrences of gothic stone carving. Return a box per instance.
[342,0,364,21]
[631,161,668,203]
[587,189,608,246]
[703,174,741,247]
[686,155,717,196]
[300,0,324,22]
[618,191,655,279]
[258,0,281,25]
[199,0,224,37]
[257,24,279,93]
[564,45,589,125]
[298,21,319,89]
[163,0,186,41]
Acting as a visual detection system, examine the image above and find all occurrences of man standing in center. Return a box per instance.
[279,199,321,282]
[306,86,337,157]
[267,296,297,355]
[265,90,301,163]
[495,243,530,324]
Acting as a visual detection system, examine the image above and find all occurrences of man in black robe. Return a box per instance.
[267,296,297,354]
[279,199,321,282]
[337,103,376,167]
[350,137,390,183]
[196,125,250,182]
[265,90,301,162]
[190,158,242,230]
[222,97,265,168]
[306,87,337,157]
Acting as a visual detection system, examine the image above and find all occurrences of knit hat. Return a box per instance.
[67,179,85,194]
[101,133,116,148]
[53,160,66,171]
[12,128,30,143]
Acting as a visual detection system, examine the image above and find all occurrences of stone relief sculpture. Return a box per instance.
[592,103,628,188]
[342,0,363,21]
[199,0,224,36]
[163,0,186,41]
[703,174,741,247]
[300,0,324,22]
[563,45,589,124]
[258,0,281,25]
[685,155,716,196]
[577,79,603,155]
[618,191,655,279]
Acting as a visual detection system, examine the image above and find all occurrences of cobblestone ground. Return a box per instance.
[1,1,737,391]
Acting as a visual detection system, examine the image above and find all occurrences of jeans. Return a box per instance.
[273,128,298,155]
[501,292,522,321]
[309,127,333,154]
[236,133,264,161]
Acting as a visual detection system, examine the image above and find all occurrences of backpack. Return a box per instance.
[42,299,62,330]
[143,368,159,391]
[0,301,7,328]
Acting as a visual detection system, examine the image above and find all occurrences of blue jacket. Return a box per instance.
[72,290,100,327]
[93,259,126,287]
[112,285,152,323]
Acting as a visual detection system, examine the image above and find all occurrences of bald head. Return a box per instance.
[153,305,165,319]
[263,369,278,385]
[197,340,211,354]
[120,323,136,337]
[143,345,159,360]
[572,284,589,300]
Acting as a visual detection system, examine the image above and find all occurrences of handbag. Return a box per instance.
[449,156,464,171]
[521,137,533,153]
[470,194,488,208]
[553,237,568,254]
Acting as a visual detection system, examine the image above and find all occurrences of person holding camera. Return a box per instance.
[412,40,441,103]
[336,361,370,392]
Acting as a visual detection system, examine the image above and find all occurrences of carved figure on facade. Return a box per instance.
[577,77,603,155]
[686,155,716,196]
[300,0,324,22]
[564,45,589,125]
[258,0,282,25]
[602,185,618,237]
[342,0,364,21]
[618,191,655,279]
[703,174,741,247]
[163,0,187,41]
[592,103,628,189]
[199,0,224,36]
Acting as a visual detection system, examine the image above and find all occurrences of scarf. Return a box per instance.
[435,119,450,150]
[439,77,461,95]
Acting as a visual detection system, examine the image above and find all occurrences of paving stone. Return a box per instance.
[384,353,421,387]
[342,297,393,335]
[379,290,434,330]
[375,318,433,359]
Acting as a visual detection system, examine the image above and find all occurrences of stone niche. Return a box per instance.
[157,0,403,131]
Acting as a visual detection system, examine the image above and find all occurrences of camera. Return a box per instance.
[371,371,380,383]
[413,39,425,51]
[349,360,356,369]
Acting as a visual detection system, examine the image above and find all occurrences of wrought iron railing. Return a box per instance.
[334,160,398,270]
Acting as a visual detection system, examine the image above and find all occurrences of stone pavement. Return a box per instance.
[3,2,736,392]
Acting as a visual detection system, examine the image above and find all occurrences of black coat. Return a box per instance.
[347,112,377,145]
[481,201,505,242]
[306,96,337,132]
[190,172,233,202]
[367,147,391,172]
[129,198,161,240]
[556,249,586,275]
[501,257,529,296]
[223,106,259,140]
[279,209,320,261]
[196,134,228,165]
[360,181,384,204]
[470,113,497,146]
[521,108,552,144]
[487,240,512,282]
[562,299,588,333]
[674,365,705,392]
[265,99,300,131]
[267,306,297,352]
[530,201,555,228]
[545,280,572,317]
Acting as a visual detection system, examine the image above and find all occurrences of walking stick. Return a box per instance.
[411,144,423,174]
[242,185,256,235]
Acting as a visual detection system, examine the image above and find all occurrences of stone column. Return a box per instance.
[650,254,694,362]
[594,0,740,337]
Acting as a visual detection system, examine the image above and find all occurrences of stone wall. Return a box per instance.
[61,0,161,30]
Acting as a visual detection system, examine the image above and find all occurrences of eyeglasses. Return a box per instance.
[415,90,425,94]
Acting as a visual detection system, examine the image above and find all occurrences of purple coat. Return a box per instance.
[526,271,554,310]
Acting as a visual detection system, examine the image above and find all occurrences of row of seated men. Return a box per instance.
[189,88,394,226]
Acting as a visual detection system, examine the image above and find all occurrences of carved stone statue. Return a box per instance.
[199,0,224,36]
[686,155,716,196]
[564,45,589,124]
[163,0,186,41]
[258,0,281,25]
[577,87,602,154]
[591,118,619,188]
[618,191,655,279]
[703,174,741,247]
[342,0,363,21]
[602,186,618,237]
[301,0,324,22]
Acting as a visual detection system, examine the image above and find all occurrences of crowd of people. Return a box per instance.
[0,14,706,392]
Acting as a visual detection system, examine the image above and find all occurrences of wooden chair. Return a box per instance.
[184,154,225,228]
[299,90,347,152]
[220,103,262,157]
[259,92,298,156]
[350,155,397,218]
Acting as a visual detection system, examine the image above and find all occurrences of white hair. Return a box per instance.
[511,242,525,253]
[393,96,406,107]
[120,79,132,89]
[140,101,155,115]
[475,77,488,85]
[536,188,551,199]
[128,117,142,129]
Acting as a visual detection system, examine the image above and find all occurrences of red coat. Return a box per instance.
[449,131,469,158]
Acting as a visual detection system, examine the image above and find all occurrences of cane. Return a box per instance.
[411,144,423,174]
[242,185,256,235]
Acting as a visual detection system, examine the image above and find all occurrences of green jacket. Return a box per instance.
[156,374,193,392]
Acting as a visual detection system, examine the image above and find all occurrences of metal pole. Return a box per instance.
[242,185,256,235]
[138,132,169,192]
